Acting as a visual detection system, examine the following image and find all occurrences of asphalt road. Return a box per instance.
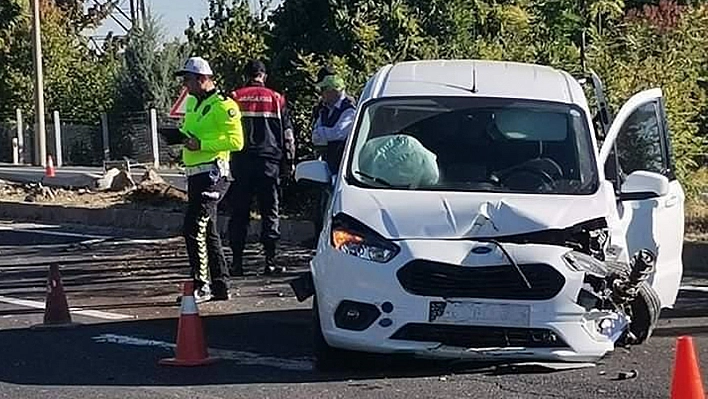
[0,164,187,190]
[1,221,708,399]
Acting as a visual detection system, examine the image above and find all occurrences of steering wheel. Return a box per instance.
[491,158,563,192]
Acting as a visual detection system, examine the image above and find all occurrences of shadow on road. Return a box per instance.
[0,309,525,387]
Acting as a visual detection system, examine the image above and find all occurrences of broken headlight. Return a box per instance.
[562,251,607,275]
[330,213,400,263]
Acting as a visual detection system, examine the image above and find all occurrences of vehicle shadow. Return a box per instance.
[683,239,708,276]
[0,309,564,387]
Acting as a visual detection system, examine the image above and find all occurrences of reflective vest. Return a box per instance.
[180,91,244,167]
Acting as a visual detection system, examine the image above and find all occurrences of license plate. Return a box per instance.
[429,301,531,327]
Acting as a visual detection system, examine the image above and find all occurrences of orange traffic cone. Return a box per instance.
[31,264,78,330]
[670,336,706,399]
[159,281,218,366]
[45,155,55,177]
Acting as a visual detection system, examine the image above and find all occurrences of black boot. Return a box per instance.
[263,241,285,275]
[230,253,244,277]
[211,280,231,301]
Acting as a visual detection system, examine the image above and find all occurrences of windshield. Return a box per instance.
[346,97,598,194]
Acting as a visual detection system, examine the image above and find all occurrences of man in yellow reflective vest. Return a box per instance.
[173,56,244,303]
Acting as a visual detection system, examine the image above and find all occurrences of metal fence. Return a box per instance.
[50,118,103,166]
[0,111,33,165]
[0,108,182,168]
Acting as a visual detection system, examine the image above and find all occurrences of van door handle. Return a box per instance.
[666,195,678,208]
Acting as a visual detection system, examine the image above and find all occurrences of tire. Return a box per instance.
[312,297,368,372]
[604,260,660,344]
[628,283,661,344]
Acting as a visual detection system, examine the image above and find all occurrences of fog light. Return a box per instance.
[530,330,559,344]
[334,300,381,331]
[586,312,629,342]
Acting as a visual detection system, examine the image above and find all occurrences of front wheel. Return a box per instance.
[627,283,661,344]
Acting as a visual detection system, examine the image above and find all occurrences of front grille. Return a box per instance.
[390,323,569,348]
[396,260,565,300]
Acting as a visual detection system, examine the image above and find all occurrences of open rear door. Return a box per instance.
[600,89,685,307]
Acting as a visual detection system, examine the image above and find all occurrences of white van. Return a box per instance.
[292,59,685,370]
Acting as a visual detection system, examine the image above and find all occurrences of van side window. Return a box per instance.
[615,101,667,176]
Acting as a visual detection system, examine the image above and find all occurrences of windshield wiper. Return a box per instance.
[354,171,393,187]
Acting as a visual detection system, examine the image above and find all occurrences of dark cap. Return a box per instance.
[244,59,267,77]
[316,65,337,83]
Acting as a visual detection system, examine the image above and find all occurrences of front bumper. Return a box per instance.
[312,239,621,362]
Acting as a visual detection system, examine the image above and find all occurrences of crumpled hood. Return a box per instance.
[332,184,612,240]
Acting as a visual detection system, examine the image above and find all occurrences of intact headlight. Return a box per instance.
[330,213,400,263]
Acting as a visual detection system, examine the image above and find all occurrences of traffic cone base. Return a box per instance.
[31,264,80,330]
[159,281,218,367]
[670,336,706,399]
[30,321,79,331]
[45,155,55,177]
[158,356,219,367]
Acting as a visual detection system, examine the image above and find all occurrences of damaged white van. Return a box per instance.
[292,60,685,370]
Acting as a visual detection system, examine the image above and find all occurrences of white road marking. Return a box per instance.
[0,222,181,245]
[0,295,135,320]
[680,285,708,293]
[93,334,313,371]
[0,223,111,239]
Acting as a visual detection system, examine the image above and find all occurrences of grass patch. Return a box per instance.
[687,199,708,236]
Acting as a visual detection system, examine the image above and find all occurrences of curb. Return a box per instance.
[0,201,315,244]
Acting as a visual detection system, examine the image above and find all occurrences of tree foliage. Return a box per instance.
[185,0,270,91]
[0,0,706,196]
[588,2,708,193]
[113,12,189,114]
[0,0,118,122]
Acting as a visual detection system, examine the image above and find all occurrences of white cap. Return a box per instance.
[175,57,213,76]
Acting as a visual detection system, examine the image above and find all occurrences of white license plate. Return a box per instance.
[429,301,531,327]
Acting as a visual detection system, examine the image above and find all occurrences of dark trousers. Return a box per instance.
[325,140,345,175]
[184,169,230,292]
[228,157,281,267]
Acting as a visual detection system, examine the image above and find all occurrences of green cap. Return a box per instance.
[316,75,345,91]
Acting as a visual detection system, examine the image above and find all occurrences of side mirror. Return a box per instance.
[295,160,331,187]
[619,170,670,201]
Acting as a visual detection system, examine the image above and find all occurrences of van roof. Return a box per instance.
[372,60,583,105]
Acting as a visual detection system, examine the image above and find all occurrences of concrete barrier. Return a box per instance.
[0,200,315,244]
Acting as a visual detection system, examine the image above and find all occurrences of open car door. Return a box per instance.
[600,88,685,308]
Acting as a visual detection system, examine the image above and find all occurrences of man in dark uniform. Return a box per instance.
[228,60,295,276]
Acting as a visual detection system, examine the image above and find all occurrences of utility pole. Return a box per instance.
[129,0,136,26]
[139,0,146,28]
[31,0,47,167]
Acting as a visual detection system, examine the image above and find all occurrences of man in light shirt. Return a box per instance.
[308,72,357,247]
[311,74,356,177]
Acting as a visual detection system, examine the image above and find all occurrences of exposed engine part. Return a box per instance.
[487,217,610,261]
[569,248,660,346]
[610,249,656,305]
